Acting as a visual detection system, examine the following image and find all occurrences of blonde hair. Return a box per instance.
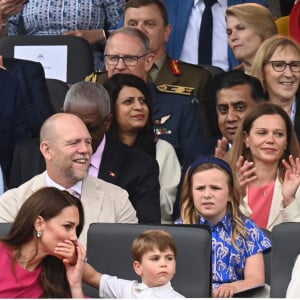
[180,163,246,249]
[251,35,300,91]
[226,3,277,42]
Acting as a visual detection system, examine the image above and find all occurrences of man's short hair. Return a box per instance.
[105,27,152,55]
[212,69,264,103]
[63,81,111,118]
[125,0,169,26]
[131,229,177,262]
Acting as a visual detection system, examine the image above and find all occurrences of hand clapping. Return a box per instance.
[282,155,300,207]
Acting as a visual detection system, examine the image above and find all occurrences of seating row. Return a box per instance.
[0,222,299,298]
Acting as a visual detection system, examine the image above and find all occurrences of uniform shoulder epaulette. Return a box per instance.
[156,84,194,96]
[85,70,107,83]
[169,59,182,75]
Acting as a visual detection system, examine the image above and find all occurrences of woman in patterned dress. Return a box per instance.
[0,0,125,70]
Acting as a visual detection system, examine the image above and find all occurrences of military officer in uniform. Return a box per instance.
[86,27,212,165]
[86,0,215,136]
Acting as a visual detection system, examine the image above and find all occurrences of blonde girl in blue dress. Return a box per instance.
[176,156,271,298]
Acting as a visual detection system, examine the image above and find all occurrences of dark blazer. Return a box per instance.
[9,137,161,224]
[0,68,30,180]
[99,138,161,224]
[164,0,268,70]
[3,57,55,138]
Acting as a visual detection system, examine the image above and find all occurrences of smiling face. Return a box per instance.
[244,114,287,165]
[216,84,257,143]
[226,15,263,64]
[264,45,300,105]
[115,86,149,134]
[192,168,230,225]
[36,205,80,258]
[124,4,171,59]
[41,115,93,188]
[133,247,176,287]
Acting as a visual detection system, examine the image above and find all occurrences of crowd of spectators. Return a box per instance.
[0,0,300,297]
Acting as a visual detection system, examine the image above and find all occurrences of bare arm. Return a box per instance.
[213,252,265,298]
[83,262,102,289]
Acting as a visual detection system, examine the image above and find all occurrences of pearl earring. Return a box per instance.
[37,231,43,238]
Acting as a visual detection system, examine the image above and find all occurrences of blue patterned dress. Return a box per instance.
[8,0,125,70]
[176,212,271,288]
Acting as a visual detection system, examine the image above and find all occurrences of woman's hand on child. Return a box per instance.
[64,241,86,298]
[282,155,300,207]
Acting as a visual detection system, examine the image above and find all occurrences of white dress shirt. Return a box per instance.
[45,172,82,198]
[180,0,228,70]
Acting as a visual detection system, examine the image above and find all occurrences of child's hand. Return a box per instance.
[212,283,237,298]
[55,239,77,265]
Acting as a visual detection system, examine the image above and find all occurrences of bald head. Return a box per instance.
[40,113,93,188]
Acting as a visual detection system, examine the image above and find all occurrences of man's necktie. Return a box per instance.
[198,0,217,65]
[66,189,80,199]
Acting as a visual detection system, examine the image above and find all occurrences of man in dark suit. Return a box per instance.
[0,68,30,180]
[3,57,55,138]
[9,81,161,224]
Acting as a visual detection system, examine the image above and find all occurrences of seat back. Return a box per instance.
[85,223,212,298]
[0,35,94,84]
[46,78,69,112]
[262,228,272,286]
[270,222,300,298]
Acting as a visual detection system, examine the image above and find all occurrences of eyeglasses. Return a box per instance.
[266,61,300,73]
[104,53,149,66]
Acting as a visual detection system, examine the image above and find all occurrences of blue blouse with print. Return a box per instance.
[176,212,271,288]
[8,0,125,70]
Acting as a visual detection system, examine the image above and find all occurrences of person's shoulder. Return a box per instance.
[4,57,43,71]
[162,57,212,82]
[84,174,129,195]
[0,173,45,204]
[174,59,210,75]
[85,70,108,84]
